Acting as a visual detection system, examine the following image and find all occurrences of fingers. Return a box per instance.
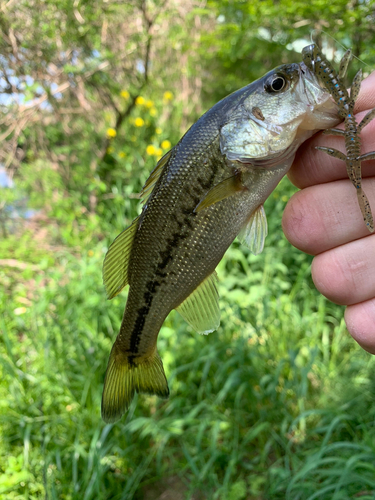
[345,300,375,355]
[354,70,375,113]
[282,177,375,307]
[311,236,375,306]
[284,71,375,356]
[288,71,375,189]
[282,177,375,255]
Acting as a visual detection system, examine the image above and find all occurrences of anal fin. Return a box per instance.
[176,271,220,334]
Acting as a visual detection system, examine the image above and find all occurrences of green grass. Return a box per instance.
[1,178,375,499]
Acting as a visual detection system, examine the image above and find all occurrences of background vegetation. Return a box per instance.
[1,1,375,499]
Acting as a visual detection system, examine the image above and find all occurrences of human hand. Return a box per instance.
[282,71,375,354]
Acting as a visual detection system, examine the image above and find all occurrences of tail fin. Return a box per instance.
[101,343,169,423]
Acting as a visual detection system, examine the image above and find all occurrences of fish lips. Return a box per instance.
[297,61,340,129]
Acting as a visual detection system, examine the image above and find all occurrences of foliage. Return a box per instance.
[1,1,375,499]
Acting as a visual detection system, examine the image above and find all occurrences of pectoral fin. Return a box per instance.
[237,204,268,255]
[176,271,220,334]
[195,175,246,213]
[103,216,140,299]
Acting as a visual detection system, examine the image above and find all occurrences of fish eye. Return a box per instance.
[265,74,287,93]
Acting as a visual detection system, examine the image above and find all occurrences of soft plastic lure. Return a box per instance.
[302,44,375,233]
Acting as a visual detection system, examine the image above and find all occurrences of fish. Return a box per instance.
[302,43,375,232]
[101,60,341,423]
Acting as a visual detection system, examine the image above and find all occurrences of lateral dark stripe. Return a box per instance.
[129,151,221,354]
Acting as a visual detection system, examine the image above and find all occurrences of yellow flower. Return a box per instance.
[161,140,171,150]
[119,152,126,158]
[121,90,130,99]
[282,195,288,203]
[155,127,162,134]
[145,99,154,108]
[146,145,156,156]
[136,96,145,106]
[14,307,27,315]
[149,107,157,117]
[163,91,173,101]
[134,117,145,127]
[106,146,114,154]
[88,250,94,257]
[156,148,163,156]
[106,127,117,138]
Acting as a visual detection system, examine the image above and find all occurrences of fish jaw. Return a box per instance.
[295,62,341,131]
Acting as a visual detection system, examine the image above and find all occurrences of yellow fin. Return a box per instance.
[102,216,140,299]
[195,175,246,213]
[176,271,220,334]
[101,343,169,423]
[237,205,268,255]
[139,148,173,204]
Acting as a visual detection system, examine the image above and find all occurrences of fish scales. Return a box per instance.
[101,62,342,422]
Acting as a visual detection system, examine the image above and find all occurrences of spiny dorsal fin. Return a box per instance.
[103,216,140,299]
[139,148,174,204]
[237,205,268,255]
[176,271,220,334]
[195,174,246,213]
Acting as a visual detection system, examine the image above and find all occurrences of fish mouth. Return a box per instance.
[298,62,328,107]
[296,61,340,129]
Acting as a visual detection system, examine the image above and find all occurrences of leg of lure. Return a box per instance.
[316,146,347,161]
[358,108,375,132]
[350,69,363,103]
[357,187,374,233]
[345,161,357,188]
[307,43,374,232]
[358,151,375,162]
[322,128,346,137]
[316,146,357,187]
[338,49,352,79]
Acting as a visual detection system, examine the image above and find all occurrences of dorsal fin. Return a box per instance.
[237,204,268,255]
[139,148,174,204]
[102,216,140,299]
[176,271,220,334]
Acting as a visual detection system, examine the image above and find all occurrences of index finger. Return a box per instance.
[288,71,375,189]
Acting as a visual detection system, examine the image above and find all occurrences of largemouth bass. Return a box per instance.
[101,61,340,423]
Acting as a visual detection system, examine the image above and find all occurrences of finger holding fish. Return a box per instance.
[283,69,375,355]
[310,235,375,306]
[345,300,375,355]
[313,234,375,356]
[282,177,375,255]
[283,177,375,354]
